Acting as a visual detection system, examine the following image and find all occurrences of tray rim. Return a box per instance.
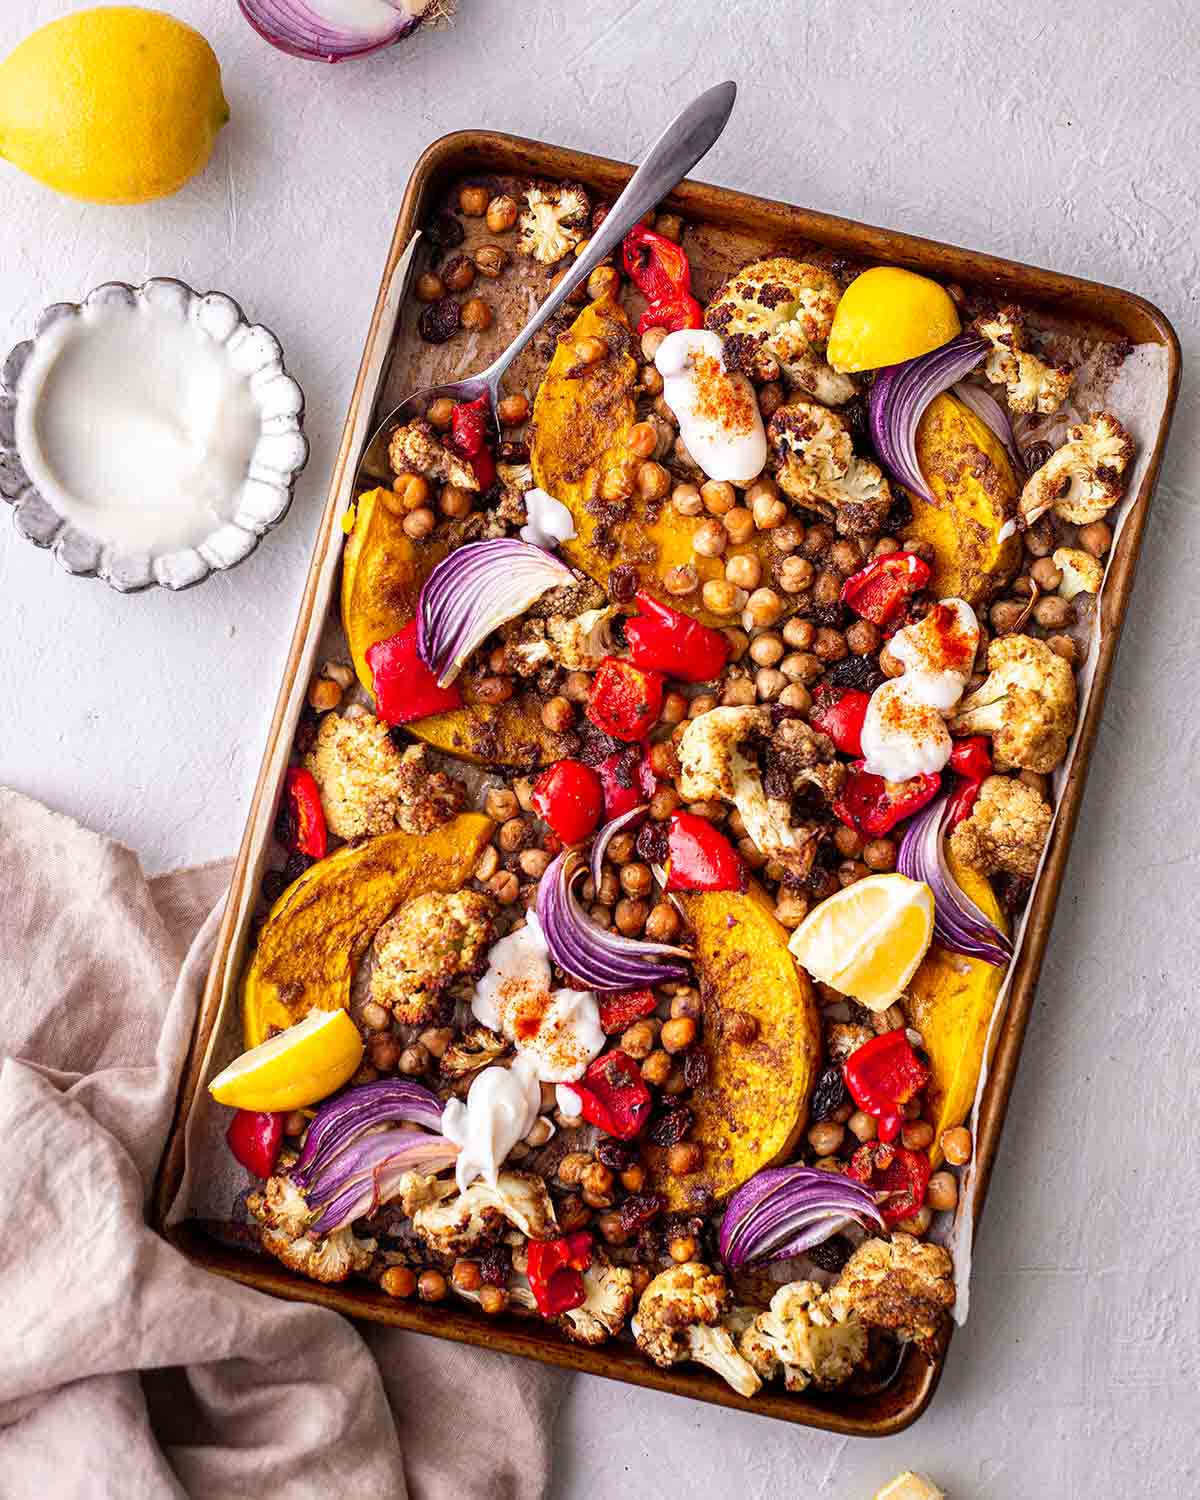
[153,126,1182,1439]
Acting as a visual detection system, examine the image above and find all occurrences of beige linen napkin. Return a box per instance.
[0,788,564,1500]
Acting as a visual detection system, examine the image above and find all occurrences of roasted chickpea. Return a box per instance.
[416,271,446,303]
[497,393,530,427]
[561,671,591,704]
[487,870,520,904]
[687,694,717,719]
[654,211,683,242]
[659,565,698,602]
[848,1110,877,1143]
[671,482,703,517]
[1030,556,1063,591]
[575,334,609,366]
[752,493,788,530]
[722,676,757,706]
[989,599,1027,634]
[641,1049,673,1085]
[701,480,736,516]
[778,555,815,593]
[427,396,455,430]
[473,244,510,279]
[757,381,784,419]
[755,667,787,701]
[772,521,804,554]
[1034,595,1075,629]
[621,1165,648,1195]
[941,1126,973,1165]
[773,891,809,929]
[399,1043,430,1076]
[628,421,658,459]
[829,538,862,575]
[702,580,746,616]
[725,553,761,590]
[661,1016,697,1053]
[439,483,473,518]
[1046,633,1079,665]
[783,617,815,649]
[403,506,436,540]
[442,254,476,293]
[621,1019,660,1060]
[879,643,905,676]
[807,1121,845,1155]
[777,683,812,713]
[418,1269,448,1301]
[381,1266,417,1298]
[813,568,842,606]
[485,192,518,232]
[648,740,680,779]
[541,695,574,733]
[459,184,489,216]
[749,631,785,667]
[780,650,821,684]
[641,326,667,361]
[901,1120,935,1151]
[814,626,847,662]
[452,1258,483,1292]
[585,264,620,301]
[1078,520,1113,557]
[863,837,897,871]
[307,675,343,711]
[580,1161,615,1207]
[615,897,649,935]
[845,619,880,655]
[926,1171,958,1212]
[723,508,756,546]
[667,1142,701,1176]
[389,472,432,514]
[637,461,671,500]
[645,902,681,943]
[620,862,653,898]
[461,296,492,332]
[669,1233,699,1262]
[838,859,868,886]
[484,787,519,822]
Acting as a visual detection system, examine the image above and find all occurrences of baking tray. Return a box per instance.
[154,129,1181,1436]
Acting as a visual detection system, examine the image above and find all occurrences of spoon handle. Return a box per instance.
[483,80,737,391]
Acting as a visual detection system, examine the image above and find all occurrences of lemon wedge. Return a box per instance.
[827,267,961,373]
[208,1009,364,1112]
[787,873,934,1012]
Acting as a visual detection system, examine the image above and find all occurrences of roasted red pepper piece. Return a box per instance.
[624,590,731,683]
[843,1030,931,1144]
[833,761,941,837]
[622,225,703,336]
[664,810,747,892]
[840,552,931,627]
[596,745,658,821]
[847,1141,932,1226]
[447,394,496,490]
[586,657,664,741]
[809,685,872,759]
[945,735,993,827]
[533,759,605,845]
[365,621,463,726]
[597,988,657,1036]
[283,767,327,859]
[526,1231,592,1317]
[561,1051,653,1139]
[226,1109,284,1179]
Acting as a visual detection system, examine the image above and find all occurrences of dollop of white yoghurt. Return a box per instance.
[654,328,767,484]
[519,487,577,551]
[860,677,953,782]
[441,1055,542,1192]
[887,599,980,711]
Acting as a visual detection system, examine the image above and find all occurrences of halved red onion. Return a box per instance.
[589,805,648,892]
[719,1165,885,1269]
[292,1078,443,1190]
[898,795,1011,965]
[417,539,573,688]
[951,380,1024,474]
[868,334,988,503]
[309,1129,458,1234]
[238,0,447,63]
[536,849,690,991]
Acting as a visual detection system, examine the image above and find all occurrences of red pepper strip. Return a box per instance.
[365,621,463,727]
[622,225,704,336]
[843,1031,931,1144]
[596,745,658,822]
[226,1109,284,1179]
[664,810,747,893]
[283,767,328,859]
[561,1051,653,1140]
[597,988,657,1036]
[447,394,496,490]
[526,1231,593,1317]
[945,735,993,827]
[847,1141,932,1226]
[840,552,932,627]
[809,685,872,759]
[586,657,664,742]
[532,759,605,845]
[833,761,941,838]
[625,590,731,683]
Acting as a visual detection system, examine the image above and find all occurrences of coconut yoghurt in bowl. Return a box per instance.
[0,279,307,591]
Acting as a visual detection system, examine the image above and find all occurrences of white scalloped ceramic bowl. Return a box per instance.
[0,278,308,592]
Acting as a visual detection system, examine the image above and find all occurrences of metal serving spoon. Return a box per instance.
[356,80,737,484]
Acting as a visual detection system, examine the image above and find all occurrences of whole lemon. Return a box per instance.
[0,7,229,204]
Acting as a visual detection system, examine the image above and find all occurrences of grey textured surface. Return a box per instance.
[1,1,1196,1495]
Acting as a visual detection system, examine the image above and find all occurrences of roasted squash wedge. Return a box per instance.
[908,392,1021,604]
[906,851,1008,1167]
[241,813,494,1048]
[530,296,787,628]
[342,486,570,765]
[648,880,821,1210]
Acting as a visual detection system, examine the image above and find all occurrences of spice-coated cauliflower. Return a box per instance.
[949,774,1051,881]
[393,742,471,835]
[632,1262,762,1398]
[704,257,856,404]
[949,634,1077,773]
[370,888,495,1025]
[304,711,409,840]
[1019,412,1134,526]
[824,1234,955,1360]
[246,1167,377,1285]
[1053,546,1105,600]
[508,605,623,674]
[388,418,478,490]
[517,182,590,264]
[768,400,893,536]
[557,1256,635,1346]
[410,1172,558,1257]
[739,1279,868,1392]
[677,706,836,878]
[974,308,1073,415]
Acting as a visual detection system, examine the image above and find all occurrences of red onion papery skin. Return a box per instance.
[238,0,428,63]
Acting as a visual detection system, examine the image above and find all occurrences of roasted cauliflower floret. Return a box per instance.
[949,634,1077,773]
[739,1280,868,1392]
[768,400,893,536]
[303,710,408,840]
[411,1172,558,1257]
[705,256,856,404]
[1019,412,1133,526]
[949,774,1051,881]
[517,182,590,264]
[508,605,623,674]
[247,1166,377,1285]
[677,706,835,878]
[388,417,478,489]
[370,888,495,1025]
[557,1257,635,1346]
[632,1262,762,1398]
[974,307,1073,415]
[1053,546,1104,600]
[825,1234,955,1360]
[393,742,470,835]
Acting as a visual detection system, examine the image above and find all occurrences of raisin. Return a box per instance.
[682,1048,709,1089]
[478,1243,512,1287]
[994,872,1032,915]
[497,439,530,463]
[841,394,870,450]
[618,1192,665,1235]
[418,296,462,345]
[823,653,886,693]
[294,709,319,755]
[608,563,639,603]
[1023,440,1054,472]
[427,211,465,254]
[577,721,623,767]
[762,762,791,801]
[806,1233,853,1273]
[635,820,668,863]
[648,1108,693,1147]
[595,1139,637,1172]
[262,869,288,904]
[283,850,313,882]
[811,1064,849,1122]
[883,490,913,536]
